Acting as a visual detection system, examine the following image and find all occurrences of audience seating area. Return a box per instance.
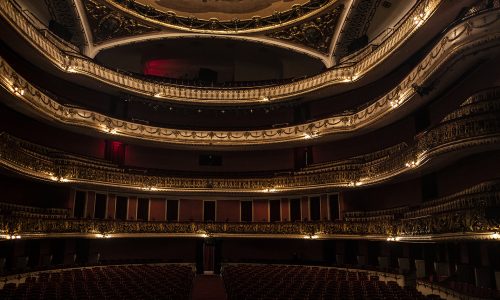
[223,264,440,300]
[0,202,69,219]
[0,264,194,300]
[445,280,500,299]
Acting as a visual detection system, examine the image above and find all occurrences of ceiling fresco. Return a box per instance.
[133,0,310,19]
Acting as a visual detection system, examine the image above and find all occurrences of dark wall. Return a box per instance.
[0,174,71,208]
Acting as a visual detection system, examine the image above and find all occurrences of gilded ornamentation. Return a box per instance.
[0,92,499,193]
[83,0,160,44]
[0,0,446,103]
[334,0,380,59]
[1,187,498,239]
[105,0,331,33]
[266,5,344,53]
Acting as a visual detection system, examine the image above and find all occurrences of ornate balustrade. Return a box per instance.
[0,206,496,240]
[344,206,409,222]
[0,0,447,104]
[0,92,499,193]
[403,182,500,219]
[0,202,69,218]
[1,3,500,146]
[0,181,497,239]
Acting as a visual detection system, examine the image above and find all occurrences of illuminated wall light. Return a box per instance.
[413,12,425,26]
[304,234,320,239]
[492,232,500,239]
[405,160,418,168]
[97,233,111,238]
[5,234,21,240]
[153,93,163,98]
[387,236,401,242]
[304,131,319,139]
[13,86,25,96]
[349,181,363,187]
[51,176,69,182]
[389,98,402,108]
[259,96,270,102]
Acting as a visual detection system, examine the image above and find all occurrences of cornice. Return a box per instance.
[82,0,162,44]
[101,0,336,34]
[0,93,499,194]
[0,0,444,104]
[2,9,500,147]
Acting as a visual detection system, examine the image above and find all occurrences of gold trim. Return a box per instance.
[2,8,500,147]
[0,90,499,193]
[0,0,444,104]
[101,0,336,34]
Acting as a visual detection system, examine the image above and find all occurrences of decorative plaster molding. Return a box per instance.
[0,0,444,104]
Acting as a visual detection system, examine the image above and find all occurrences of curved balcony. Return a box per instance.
[1,181,498,241]
[0,0,444,104]
[2,7,500,146]
[0,89,499,194]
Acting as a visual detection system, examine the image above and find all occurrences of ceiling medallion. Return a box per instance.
[104,0,333,33]
[267,4,344,53]
[83,0,161,44]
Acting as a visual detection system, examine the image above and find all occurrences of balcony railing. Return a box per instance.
[0,89,499,193]
[0,182,498,239]
[2,4,500,147]
[0,0,443,104]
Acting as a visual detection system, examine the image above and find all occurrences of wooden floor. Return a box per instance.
[191,275,228,300]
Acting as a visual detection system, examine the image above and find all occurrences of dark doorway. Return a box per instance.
[95,194,107,219]
[270,200,281,222]
[329,194,340,220]
[310,197,320,221]
[137,198,149,221]
[116,196,128,220]
[74,191,86,218]
[204,201,216,222]
[290,198,301,222]
[241,201,252,222]
[167,200,179,221]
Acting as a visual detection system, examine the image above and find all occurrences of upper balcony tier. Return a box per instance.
[1,88,499,194]
[2,2,500,148]
[0,0,483,106]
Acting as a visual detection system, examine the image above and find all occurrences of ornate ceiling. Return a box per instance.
[26,0,418,68]
[129,0,311,20]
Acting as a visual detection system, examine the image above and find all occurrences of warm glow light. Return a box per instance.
[405,160,419,168]
[13,86,25,96]
[492,232,500,239]
[51,176,69,182]
[304,234,319,239]
[153,93,162,98]
[389,98,402,108]
[259,96,270,102]
[304,131,318,139]
[4,234,21,240]
[349,181,363,187]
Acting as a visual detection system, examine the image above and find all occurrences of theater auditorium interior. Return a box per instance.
[0,0,499,299]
